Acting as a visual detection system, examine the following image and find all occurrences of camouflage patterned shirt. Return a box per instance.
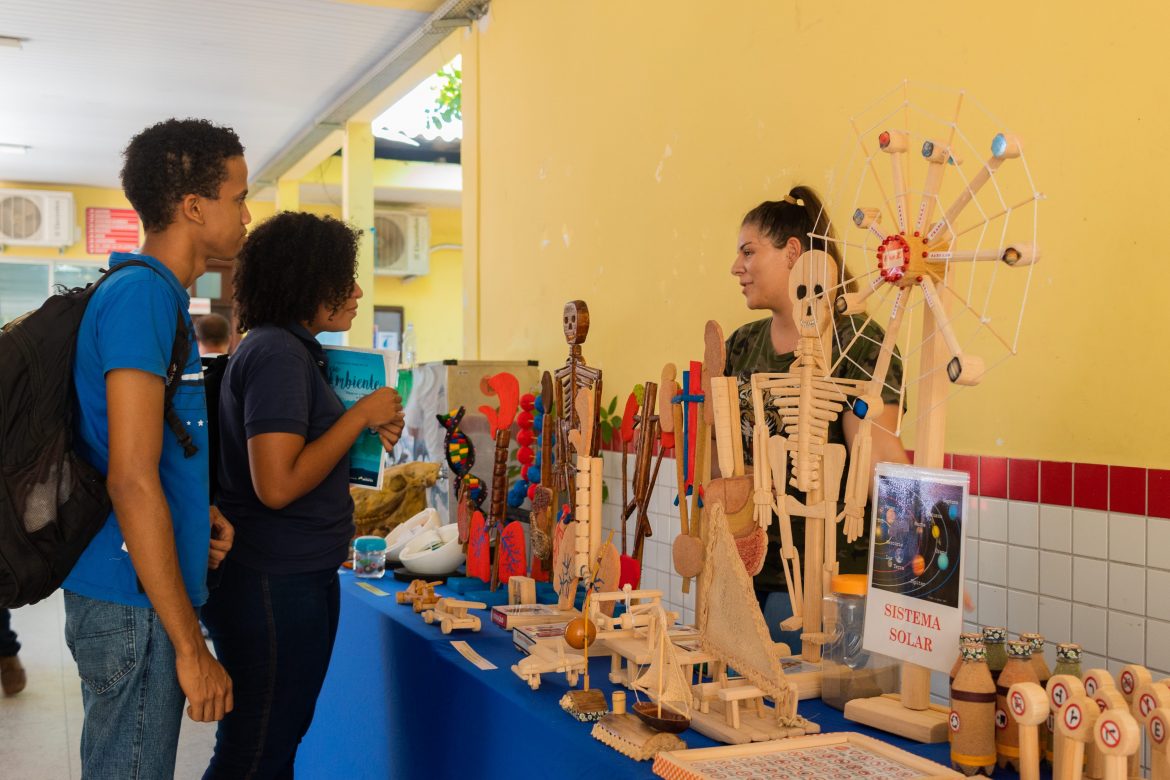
[723,314,904,590]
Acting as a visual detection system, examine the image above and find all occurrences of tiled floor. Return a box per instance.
[0,592,217,780]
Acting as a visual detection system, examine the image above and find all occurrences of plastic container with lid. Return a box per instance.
[353,535,388,578]
[820,574,899,710]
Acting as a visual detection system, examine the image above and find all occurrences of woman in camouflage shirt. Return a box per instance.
[727,186,909,647]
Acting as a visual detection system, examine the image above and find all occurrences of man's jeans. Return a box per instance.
[64,591,185,779]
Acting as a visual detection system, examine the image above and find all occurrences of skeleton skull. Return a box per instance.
[788,250,837,338]
[562,300,590,345]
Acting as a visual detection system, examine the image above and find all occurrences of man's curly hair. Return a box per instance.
[234,211,361,332]
[121,118,244,232]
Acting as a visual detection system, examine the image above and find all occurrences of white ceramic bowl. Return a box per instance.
[399,524,464,576]
[385,507,440,563]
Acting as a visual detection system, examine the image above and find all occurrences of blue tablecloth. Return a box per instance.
[298,571,1042,779]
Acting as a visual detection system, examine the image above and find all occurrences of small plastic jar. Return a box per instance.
[353,535,388,579]
[821,573,899,710]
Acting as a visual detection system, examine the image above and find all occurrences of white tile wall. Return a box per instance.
[1108,563,1145,615]
[979,542,1007,586]
[1008,546,1038,592]
[1039,552,1072,600]
[1039,504,1073,553]
[1073,557,1109,607]
[1008,502,1039,547]
[1109,513,1146,566]
[980,498,1008,542]
[1073,508,1109,559]
[1150,518,1170,570]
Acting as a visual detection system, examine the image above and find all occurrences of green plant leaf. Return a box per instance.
[633,384,644,405]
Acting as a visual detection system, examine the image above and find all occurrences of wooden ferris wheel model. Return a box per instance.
[828,92,1042,742]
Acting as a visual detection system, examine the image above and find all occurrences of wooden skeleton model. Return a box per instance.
[553,301,602,501]
[749,249,883,660]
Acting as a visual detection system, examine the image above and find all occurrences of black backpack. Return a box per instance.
[0,260,195,608]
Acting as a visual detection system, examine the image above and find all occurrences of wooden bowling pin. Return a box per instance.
[1048,674,1088,780]
[951,632,984,683]
[997,639,1040,770]
[983,626,1008,683]
[1008,682,1050,780]
[951,643,997,776]
[1022,633,1052,762]
[1054,643,1082,678]
[1149,707,1170,780]
[1056,696,1100,780]
[1091,709,1139,780]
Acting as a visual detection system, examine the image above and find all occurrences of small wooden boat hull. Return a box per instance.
[632,701,690,734]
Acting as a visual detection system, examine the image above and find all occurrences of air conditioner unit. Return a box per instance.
[0,189,74,247]
[373,209,429,277]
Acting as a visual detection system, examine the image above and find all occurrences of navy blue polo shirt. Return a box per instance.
[216,324,354,574]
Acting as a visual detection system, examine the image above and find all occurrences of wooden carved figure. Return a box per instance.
[749,249,877,661]
[627,379,660,564]
[553,300,603,501]
[479,372,520,590]
[529,372,557,579]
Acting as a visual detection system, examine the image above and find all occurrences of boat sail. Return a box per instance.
[630,606,692,733]
[698,500,799,720]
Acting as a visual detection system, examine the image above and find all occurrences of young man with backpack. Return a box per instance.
[64,118,247,778]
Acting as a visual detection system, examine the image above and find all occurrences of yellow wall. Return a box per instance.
[0,181,463,364]
[373,205,464,363]
[465,0,1170,468]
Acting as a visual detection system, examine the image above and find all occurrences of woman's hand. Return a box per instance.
[354,386,403,428]
[375,416,405,452]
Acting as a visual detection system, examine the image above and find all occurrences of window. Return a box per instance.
[0,260,102,327]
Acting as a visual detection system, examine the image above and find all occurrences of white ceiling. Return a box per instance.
[0,0,438,189]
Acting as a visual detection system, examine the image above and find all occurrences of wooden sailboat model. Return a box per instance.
[631,606,692,734]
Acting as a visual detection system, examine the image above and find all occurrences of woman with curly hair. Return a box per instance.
[202,211,403,778]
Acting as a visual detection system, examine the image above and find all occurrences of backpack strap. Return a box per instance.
[164,312,198,458]
[93,260,199,459]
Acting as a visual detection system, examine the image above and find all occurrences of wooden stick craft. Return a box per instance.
[1056,696,1100,780]
[1092,708,1139,780]
[1008,681,1050,780]
[529,372,557,575]
[629,381,659,563]
[479,372,519,591]
[1149,707,1170,780]
[1047,674,1087,780]
[1118,664,1152,780]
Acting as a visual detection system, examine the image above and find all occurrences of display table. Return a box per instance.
[298,572,1046,779]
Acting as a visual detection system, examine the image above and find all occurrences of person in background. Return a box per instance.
[727,186,909,648]
[195,312,231,357]
[203,211,404,778]
[66,118,243,778]
[0,609,25,695]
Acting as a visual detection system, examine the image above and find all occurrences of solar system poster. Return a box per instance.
[862,463,969,674]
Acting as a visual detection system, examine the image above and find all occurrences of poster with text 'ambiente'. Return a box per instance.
[322,346,399,490]
[862,463,969,674]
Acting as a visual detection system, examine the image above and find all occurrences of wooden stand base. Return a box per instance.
[845,693,951,743]
[592,713,686,760]
[779,656,824,700]
[688,697,821,745]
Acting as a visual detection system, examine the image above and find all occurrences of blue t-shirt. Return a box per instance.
[215,324,354,574]
[66,253,211,608]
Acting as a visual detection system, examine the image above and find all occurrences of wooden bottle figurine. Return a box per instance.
[1091,708,1139,780]
[1021,633,1053,762]
[1054,643,1082,680]
[1048,674,1087,780]
[996,639,1040,770]
[1056,695,1100,780]
[950,643,997,776]
[983,626,1008,683]
[951,632,983,684]
[1149,707,1170,780]
[1008,681,1051,780]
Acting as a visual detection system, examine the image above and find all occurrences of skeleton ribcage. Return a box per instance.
[766,371,847,494]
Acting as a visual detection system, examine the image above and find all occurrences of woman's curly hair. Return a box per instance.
[234,211,361,332]
[121,118,244,233]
